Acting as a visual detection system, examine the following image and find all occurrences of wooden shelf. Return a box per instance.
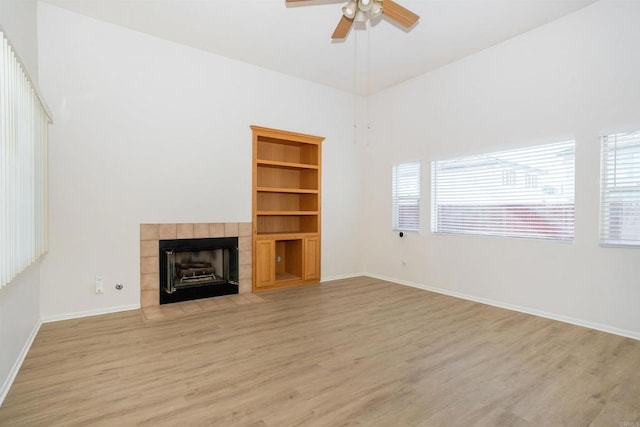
[257,187,318,194]
[275,272,300,282]
[257,211,318,216]
[256,232,318,237]
[257,159,318,170]
[256,165,318,191]
[252,125,323,292]
[256,215,318,234]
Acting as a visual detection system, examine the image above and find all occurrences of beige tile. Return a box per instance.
[242,292,266,303]
[158,304,185,317]
[228,294,252,305]
[216,297,238,309]
[141,306,165,321]
[140,256,159,274]
[159,223,177,240]
[140,240,158,257]
[175,300,203,315]
[239,250,252,266]
[239,236,251,251]
[195,297,221,311]
[239,279,252,294]
[177,223,194,239]
[140,273,159,291]
[209,223,224,237]
[141,290,159,307]
[140,224,159,241]
[224,222,239,237]
[239,264,252,280]
[238,222,252,237]
[194,223,210,238]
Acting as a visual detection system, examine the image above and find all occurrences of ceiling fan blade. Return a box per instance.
[382,0,419,28]
[331,15,354,39]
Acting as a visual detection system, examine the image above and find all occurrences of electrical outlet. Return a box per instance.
[276,256,282,263]
[95,276,104,294]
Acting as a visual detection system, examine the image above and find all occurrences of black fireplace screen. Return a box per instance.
[159,237,238,304]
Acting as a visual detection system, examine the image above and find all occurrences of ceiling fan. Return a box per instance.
[286,0,420,39]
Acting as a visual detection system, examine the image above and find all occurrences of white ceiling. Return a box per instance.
[41,0,598,95]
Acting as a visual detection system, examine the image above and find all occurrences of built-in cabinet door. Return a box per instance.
[255,239,275,288]
[304,236,320,281]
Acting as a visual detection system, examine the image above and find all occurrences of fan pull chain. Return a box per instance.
[367,20,372,146]
[353,27,358,144]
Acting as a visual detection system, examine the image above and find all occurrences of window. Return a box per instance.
[502,169,516,186]
[525,173,538,189]
[600,131,640,246]
[0,30,50,289]
[431,141,575,241]
[392,162,420,231]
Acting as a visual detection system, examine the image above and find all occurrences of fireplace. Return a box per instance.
[159,237,239,304]
[139,222,252,308]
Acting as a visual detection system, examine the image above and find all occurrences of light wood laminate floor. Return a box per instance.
[1,277,639,426]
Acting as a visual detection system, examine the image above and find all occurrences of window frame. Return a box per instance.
[392,161,421,232]
[431,140,576,242]
[599,131,640,248]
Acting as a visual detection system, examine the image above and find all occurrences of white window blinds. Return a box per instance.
[0,30,50,289]
[600,131,640,246]
[431,141,575,241]
[392,162,420,231]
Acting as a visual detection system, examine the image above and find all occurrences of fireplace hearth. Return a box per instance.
[139,222,252,308]
[159,237,238,304]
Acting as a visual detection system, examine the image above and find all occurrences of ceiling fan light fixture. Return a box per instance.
[354,9,368,22]
[358,0,373,12]
[290,0,417,40]
[342,0,357,18]
[371,2,382,16]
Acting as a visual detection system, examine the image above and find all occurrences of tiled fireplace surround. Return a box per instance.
[140,222,252,308]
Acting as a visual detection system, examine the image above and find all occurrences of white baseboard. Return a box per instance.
[41,304,140,323]
[321,272,367,283]
[0,319,42,407]
[366,273,640,341]
[1,304,139,406]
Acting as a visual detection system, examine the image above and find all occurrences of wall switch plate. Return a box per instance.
[95,276,104,294]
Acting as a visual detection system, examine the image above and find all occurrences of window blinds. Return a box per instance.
[0,30,50,289]
[431,141,575,241]
[600,132,640,246]
[392,162,420,231]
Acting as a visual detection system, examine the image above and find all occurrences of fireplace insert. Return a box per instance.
[159,237,238,304]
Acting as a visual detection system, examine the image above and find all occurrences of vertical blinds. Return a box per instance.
[392,162,420,231]
[0,30,50,289]
[431,141,575,241]
[600,132,640,246]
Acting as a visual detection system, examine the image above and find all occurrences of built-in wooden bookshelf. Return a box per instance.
[251,126,323,291]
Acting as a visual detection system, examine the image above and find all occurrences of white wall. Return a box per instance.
[365,0,640,337]
[0,0,42,403]
[0,0,38,76]
[37,3,364,318]
[0,263,41,401]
